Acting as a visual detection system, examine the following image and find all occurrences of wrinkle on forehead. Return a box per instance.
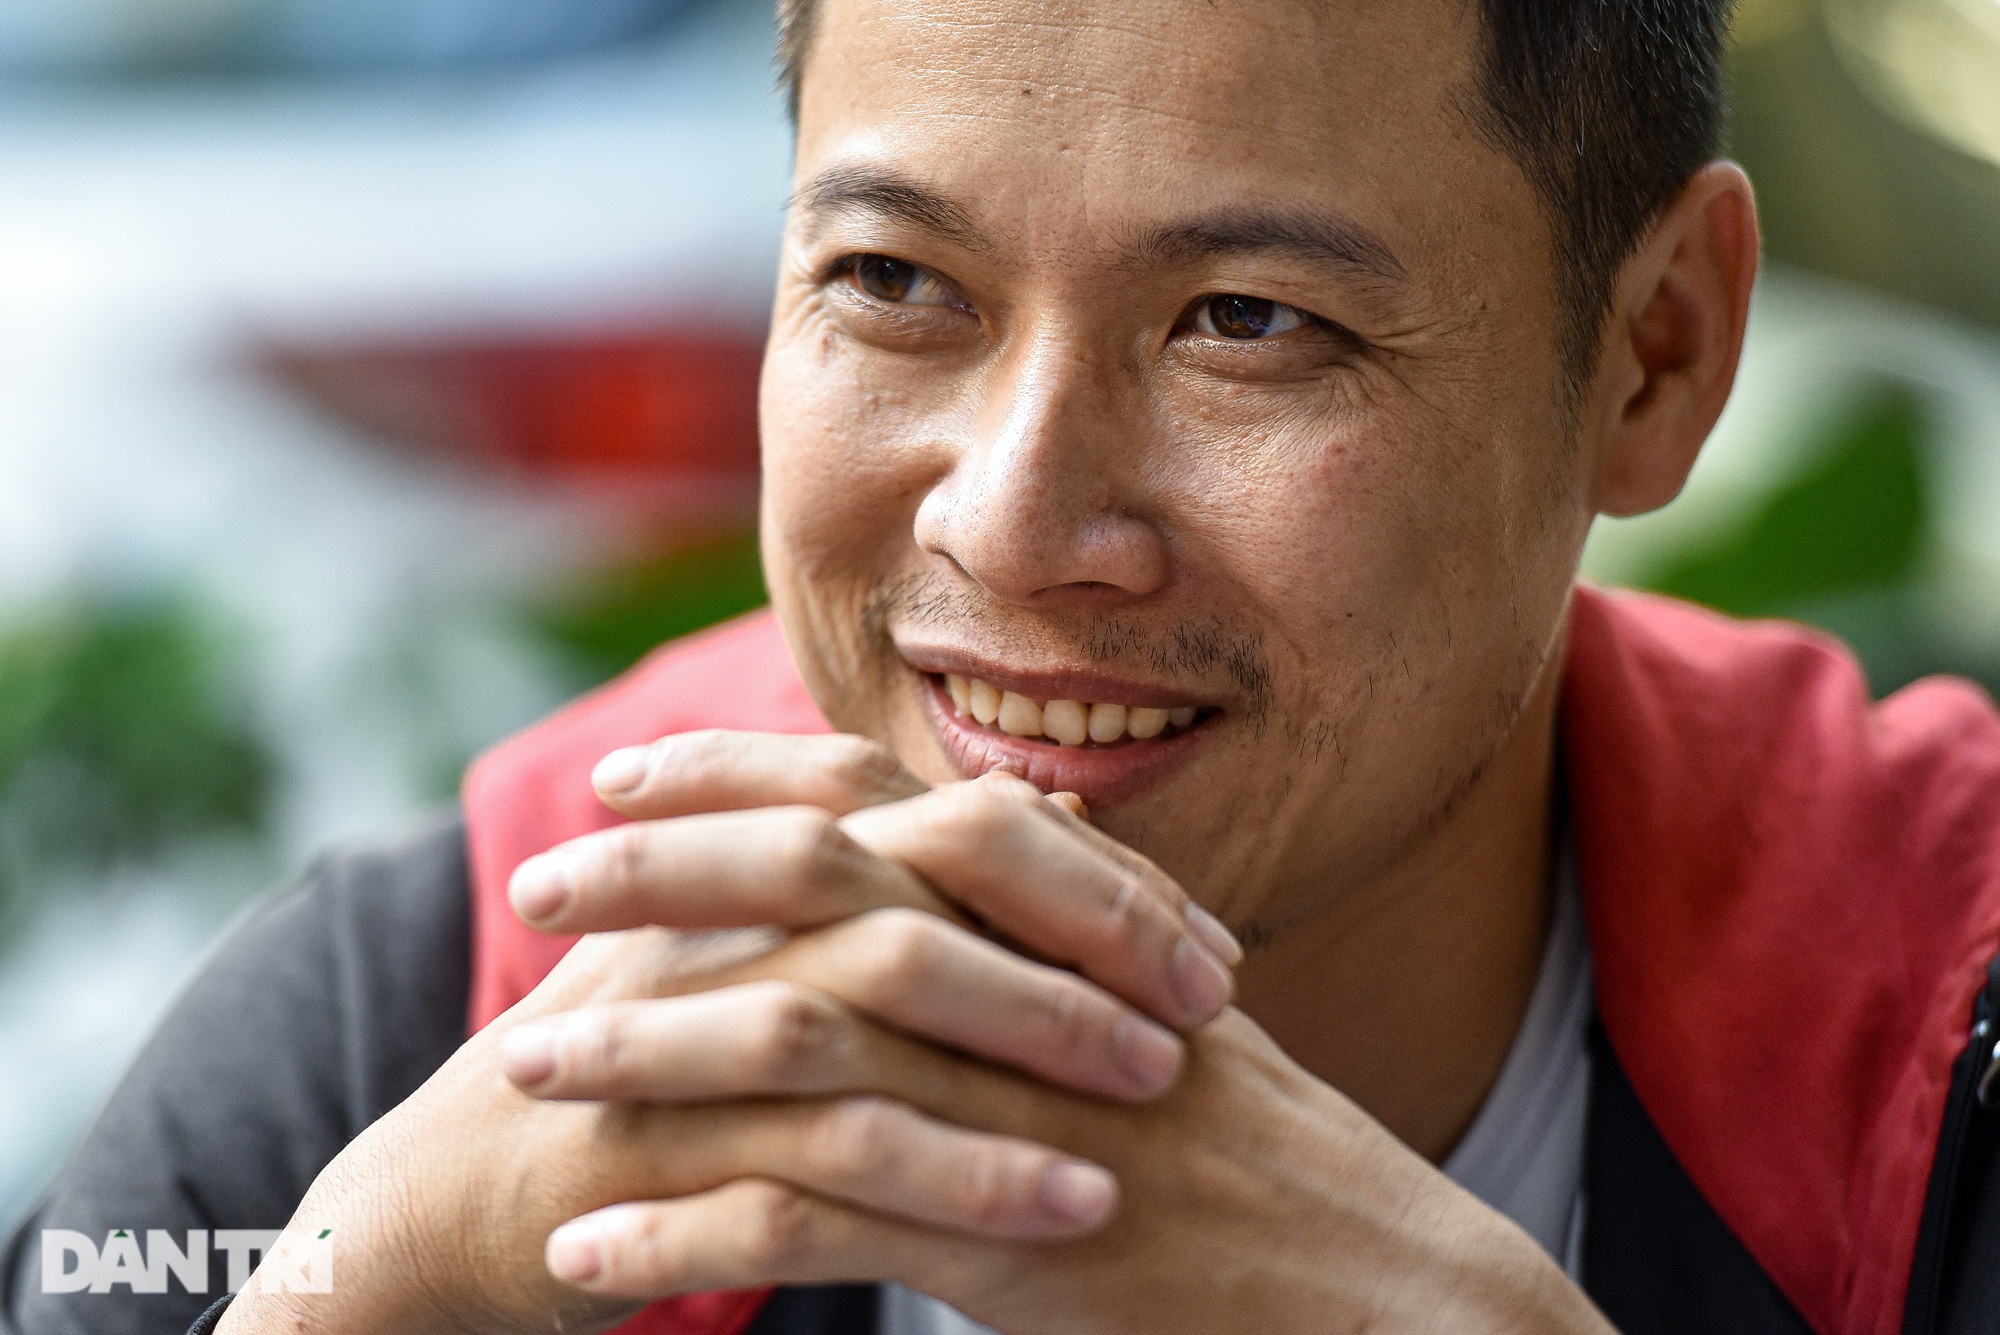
[803,0,1489,214]
[814,0,1467,141]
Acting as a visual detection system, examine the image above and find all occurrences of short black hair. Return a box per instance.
[1468,0,1735,384]
[775,0,1735,386]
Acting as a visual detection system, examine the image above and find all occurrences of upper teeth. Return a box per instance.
[946,674,1200,745]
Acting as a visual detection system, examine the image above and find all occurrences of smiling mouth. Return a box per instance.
[936,672,1217,746]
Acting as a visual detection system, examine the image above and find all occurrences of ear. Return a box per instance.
[1587,161,1760,517]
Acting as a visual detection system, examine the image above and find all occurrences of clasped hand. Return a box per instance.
[225,732,1607,1335]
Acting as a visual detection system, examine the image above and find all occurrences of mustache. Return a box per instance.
[861,572,1274,725]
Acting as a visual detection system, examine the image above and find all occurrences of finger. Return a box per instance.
[544,1181,949,1298]
[741,914,1184,1099]
[547,1183,880,1298]
[1033,791,1243,966]
[840,776,1240,1029]
[969,773,1245,971]
[509,806,963,935]
[728,1096,1117,1238]
[504,981,944,1102]
[548,1130,1111,1300]
[506,947,1181,1104]
[591,731,927,819]
[1014,787,1237,969]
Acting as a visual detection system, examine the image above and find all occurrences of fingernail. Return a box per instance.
[592,745,652,796]
[1111,1014,1183,1095]
[547,1219,603,1283]
[501,1025,558,1088]
[1045,791,1089,820]
[1038,1162,1117,1227]
[1184,903,1244,966]
[509,854,571,924]
[1170,936,1233,1024]
[976,769,1040,797]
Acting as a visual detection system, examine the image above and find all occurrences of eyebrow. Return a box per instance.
[794,165,1405,286]
[794,166,995,254]
[1133,209,1406,285]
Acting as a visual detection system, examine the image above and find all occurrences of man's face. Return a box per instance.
[759,0,1596,922]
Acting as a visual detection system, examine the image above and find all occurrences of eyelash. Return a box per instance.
[824,254,968,311]
[821,252,1364,353]
[1177,299,1370,364]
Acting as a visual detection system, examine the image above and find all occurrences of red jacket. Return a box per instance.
[460,585,2000,1335]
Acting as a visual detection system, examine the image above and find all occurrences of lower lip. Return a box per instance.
[922,677,1213,805]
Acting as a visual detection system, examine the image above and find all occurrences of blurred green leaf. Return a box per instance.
[1624,382,2000,699]
[0,594,275,921]
[1647,385,1929,617]
[529,529,769,686]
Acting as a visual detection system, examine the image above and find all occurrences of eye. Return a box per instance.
[846,254,964,308]
[1189,294,1314,340]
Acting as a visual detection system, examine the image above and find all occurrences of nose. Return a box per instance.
[913,334,1170,607]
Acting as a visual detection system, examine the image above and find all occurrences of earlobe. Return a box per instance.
[1589,162,1761,518]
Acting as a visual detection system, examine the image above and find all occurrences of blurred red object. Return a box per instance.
[268,327,767,504]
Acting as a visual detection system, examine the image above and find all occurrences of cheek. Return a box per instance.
[758,319,969,738]
[759,331,933,590]
[1163,383,1570,716]
[1160,392,1442,631]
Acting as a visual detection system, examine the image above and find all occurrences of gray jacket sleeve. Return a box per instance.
[0,816,472,1335]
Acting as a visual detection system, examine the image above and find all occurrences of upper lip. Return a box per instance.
[898,642,1218,711]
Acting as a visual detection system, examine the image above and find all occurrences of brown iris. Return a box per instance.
[854,254,922,302]
[1202,295,1285,339]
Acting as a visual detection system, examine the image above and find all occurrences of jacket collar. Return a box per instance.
[464,585,2000,1335]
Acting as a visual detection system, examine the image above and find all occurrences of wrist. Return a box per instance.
[1384,1212,1611,1335]
[212,1114,496,1335]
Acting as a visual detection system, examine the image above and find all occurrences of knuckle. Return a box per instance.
[949,1145,1021,1228]
[565,1010,631,1083]
[853,907,945,994]
[1097,873,1152,949]
[938,782,1022,845]
[745,983,843,1088]
[593,825,650,899]
[825,734,904,795]
[652,730,732,787]
[616,1207,683,1289]
[1036,980,1097,1061]
[807,1096,902,1182]
[663,728,732,764]
[771,807,856,892]
[739,1181,816,1273]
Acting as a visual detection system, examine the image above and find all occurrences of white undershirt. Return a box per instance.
[1437,840,1593,1275]
[881,849,1595,1334]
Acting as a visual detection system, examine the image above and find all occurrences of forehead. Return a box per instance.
[793,0,1544,306]
[803,0,1475,134]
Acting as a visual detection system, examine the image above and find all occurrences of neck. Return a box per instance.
[1232,649,1563,1164]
